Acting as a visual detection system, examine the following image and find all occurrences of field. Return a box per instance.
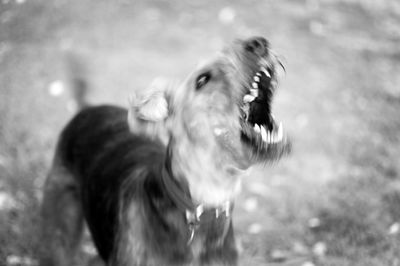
[1,0,400,265]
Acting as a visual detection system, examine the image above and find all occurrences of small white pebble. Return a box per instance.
[309,21,324,35]
[302,261,316,266]
[0,154,7,167]
[247,182,270,196]
[48,80,64,97]
[308,217,321,228]
[270,249,287,262]
[0,191,17,211]
[244,197,258,212]
[218,7,236,25]
[292,241,309,255]
[6,255,37,266]
[248,223,262,234]
[389,222,400,235]
[312,241,327,257]
[7,255,21,265]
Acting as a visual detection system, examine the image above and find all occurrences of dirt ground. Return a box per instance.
[1,0,400,265]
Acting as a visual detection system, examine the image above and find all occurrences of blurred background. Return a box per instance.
[1,0,400,265]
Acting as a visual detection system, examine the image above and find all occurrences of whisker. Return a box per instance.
[268,48,287,76]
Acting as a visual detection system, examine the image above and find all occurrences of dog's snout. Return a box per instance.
[244,37,269,56]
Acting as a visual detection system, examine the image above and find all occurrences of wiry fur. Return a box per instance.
[40,37,290,266]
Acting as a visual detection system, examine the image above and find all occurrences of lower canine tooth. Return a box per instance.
[270,131,275,143]
[261,126,267,142]
[254,124,261,133]
[277,122,283,142]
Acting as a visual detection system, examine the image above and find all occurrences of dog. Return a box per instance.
[40,36,290,266]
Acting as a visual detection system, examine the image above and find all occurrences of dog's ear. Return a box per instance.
[128,77,174,143]
[128,77,172,122]
[129,91,168,122]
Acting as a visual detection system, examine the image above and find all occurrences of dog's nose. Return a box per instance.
[244,37,269,56]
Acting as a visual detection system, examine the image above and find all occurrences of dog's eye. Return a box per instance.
[195,72,211,90]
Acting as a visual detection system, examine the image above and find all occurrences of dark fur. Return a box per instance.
[42,105,238,265]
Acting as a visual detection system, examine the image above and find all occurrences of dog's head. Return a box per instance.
[169,37,289,162]
[128,37,290,205]
[223,37,291,162]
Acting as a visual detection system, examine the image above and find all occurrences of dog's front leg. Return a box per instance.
[199,221,239,266]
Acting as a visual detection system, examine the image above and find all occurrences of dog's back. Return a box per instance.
[41,53,190,265]
[55,104,166,261]
[41,54,171,264]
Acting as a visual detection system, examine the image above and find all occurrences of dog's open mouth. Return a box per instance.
[239,62,290,159]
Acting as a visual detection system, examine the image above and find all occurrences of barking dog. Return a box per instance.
[40,36,290,266]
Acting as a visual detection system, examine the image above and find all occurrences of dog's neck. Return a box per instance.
[162,155,196,212]
[166,136,242,207]
[161,158,234,246]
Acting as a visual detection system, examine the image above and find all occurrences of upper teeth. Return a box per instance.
[250,88,258,97]
[243,94,256,103]
[253,122,284,144]
[260,67,271,78]
[260,125,267,142]
[277,122,283,140]
[243,67,273,104]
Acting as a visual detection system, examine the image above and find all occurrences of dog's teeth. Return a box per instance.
[277,122,283,142]
[252,82,258,89]
[250,88,258,97]
[253,76,260,82]
[254,124,261,134]
[274,131,280,143]
[261,67,271,78]
[256,72,262,77]
[260,126,267,142]
[270,131,274,143]
[243,94,256,103]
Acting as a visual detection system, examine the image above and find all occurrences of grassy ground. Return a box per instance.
[1,0,400,265]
